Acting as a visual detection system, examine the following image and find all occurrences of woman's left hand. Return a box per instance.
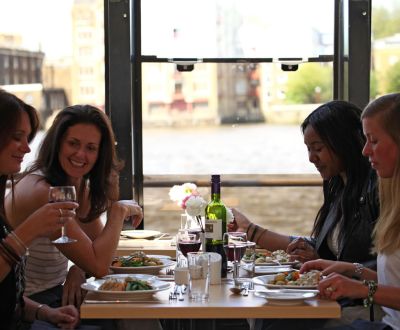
[318,273,368,301]
[286,237,319,263]
[116,200,143,228]
[62,265,87,307]
[41,304,79,329]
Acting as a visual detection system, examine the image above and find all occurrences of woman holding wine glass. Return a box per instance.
[5,105,143,316]
[0,89,79,329]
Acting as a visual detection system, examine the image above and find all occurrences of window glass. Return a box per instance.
[371,0,400,97]
[142,0,334,58]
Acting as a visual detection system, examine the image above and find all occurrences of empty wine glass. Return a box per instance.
[223,232,247,280]
[49,186,77,244]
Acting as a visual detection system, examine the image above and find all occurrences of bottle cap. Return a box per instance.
[211,175,220,182]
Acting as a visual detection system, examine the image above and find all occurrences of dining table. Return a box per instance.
[86,234,341,329]
[80,280,340,320]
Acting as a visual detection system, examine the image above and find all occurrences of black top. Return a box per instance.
[0,215,25,330]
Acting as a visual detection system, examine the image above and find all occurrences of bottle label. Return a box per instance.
[204,219,222,240]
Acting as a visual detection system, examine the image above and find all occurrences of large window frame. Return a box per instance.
[104,0,371,228]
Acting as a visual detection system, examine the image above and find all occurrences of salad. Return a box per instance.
[111,251,164,267]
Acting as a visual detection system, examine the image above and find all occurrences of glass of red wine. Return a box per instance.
[223,232,247,280]
[49,186,77,244]
[177,229,201,258]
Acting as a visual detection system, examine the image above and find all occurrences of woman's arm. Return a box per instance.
[24,296,79,329]
[6,175,142,278]
[228,208,295,251]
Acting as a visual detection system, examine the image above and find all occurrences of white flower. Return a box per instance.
[226,207,234,222]
[169,183,199,207]
[185,195,208,217]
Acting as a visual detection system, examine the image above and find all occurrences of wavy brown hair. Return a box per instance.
[0,89,39,216]
[26,104,122,222]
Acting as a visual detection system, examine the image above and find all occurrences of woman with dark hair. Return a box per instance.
[230,100,378,265]
[0,89,79,329]
[5,104,143,311]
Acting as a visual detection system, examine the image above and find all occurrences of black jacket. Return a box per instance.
[310,170,379,268]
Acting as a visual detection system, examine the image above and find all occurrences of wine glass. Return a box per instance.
[49,186,77,244]
[223,232,247,280]
[177,229,201,258]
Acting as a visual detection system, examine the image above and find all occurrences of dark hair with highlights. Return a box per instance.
[0,89,39,216]
[301,100,372,240]
[26,104,122,222]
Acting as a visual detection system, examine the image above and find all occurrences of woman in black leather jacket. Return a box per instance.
[230,100,379,267]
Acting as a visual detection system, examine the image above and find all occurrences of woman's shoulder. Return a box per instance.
[14,173,50,200]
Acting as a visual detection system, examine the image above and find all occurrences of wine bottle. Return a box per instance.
[205,175,228,277]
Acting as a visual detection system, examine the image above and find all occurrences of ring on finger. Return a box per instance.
[325,286,336,292]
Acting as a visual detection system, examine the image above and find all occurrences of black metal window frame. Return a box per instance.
[104,0,371,226]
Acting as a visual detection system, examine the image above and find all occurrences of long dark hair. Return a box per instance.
[0,89,39,216]
[26,104,122,222]
[301,100,371,240]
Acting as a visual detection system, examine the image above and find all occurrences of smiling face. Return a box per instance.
[58,123,101,181]
[303,125,344,180]
[0,111,32,175]
[362,116,399,178]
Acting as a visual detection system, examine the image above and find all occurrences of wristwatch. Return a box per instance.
[353,262,364,279]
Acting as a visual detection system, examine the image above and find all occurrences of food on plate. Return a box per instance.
[253,249,291,264]
[268,270,321,286]
[99,276,153,291]
[111,251,164,267]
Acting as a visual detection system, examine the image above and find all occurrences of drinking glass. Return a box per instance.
[49,186,77,244]
[187,252,210,301]
[177,229,201,258]
[223,232,247,279]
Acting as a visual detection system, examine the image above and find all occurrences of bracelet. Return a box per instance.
[246,223,253,236]
[8,231,29,256]
[250,225,259,242]
[35,304,46,320]
[0,239,21,263]
[353,262,364,279]
[256,229,268,246]
[362,280,378,308]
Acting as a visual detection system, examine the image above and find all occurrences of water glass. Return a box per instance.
[187,252,210,301]
[241,241,257,277]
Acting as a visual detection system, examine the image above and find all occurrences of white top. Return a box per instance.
[377,251,400,330]
[25,236,68,296]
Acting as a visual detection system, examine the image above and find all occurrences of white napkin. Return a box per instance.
[208,252,222,285]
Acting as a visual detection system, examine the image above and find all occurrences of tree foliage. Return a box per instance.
[285,64,332,104]
[372,5,400,39]
[386,61,400,92]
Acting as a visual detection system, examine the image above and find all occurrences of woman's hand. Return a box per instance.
[114,200,143,228]
[40,304,79,329]
[318,273,368,301]
[227,208,251,233]
[25,201,78,238]
[286,237,319,263]
[300,259,355,276]
[62,265,87,308]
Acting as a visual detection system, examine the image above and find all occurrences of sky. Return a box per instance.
[0,0,73,58]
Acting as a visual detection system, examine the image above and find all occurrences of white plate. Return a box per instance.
[252,274,317,289]
[254,290,317,305]
[81,275,170,300]
[254,261,299,266]
[110,258,175,275]
[147,255,171,260]
[104,273,157,281]
[242,264,293,274]
[121,230,161,239]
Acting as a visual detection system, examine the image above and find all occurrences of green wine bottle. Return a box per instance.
[205,175,227,277]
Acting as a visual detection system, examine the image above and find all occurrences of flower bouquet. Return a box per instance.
[169,183,207,233]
